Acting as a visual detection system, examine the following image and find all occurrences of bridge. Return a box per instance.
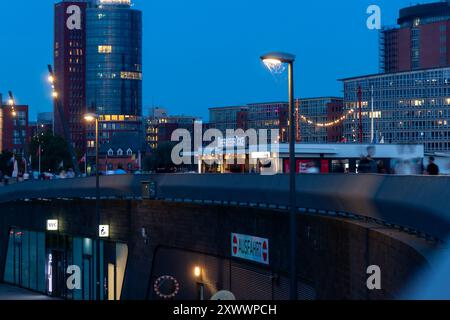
[0,174,449,300]
[2,174,450,241]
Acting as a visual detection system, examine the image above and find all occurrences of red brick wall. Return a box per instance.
[1,105,29,152]
[327,100,344,143]
[54,2,87,152]
[447,21,450,66]
[398,28,412,71]
[419,22,443,69]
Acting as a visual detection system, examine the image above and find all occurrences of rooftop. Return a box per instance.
[339,66,450,82]
[398,1,450,25]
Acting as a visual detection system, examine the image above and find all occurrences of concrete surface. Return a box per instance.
[0,284,54,300]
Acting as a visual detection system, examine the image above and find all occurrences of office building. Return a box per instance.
[380,1,450,73]
[84,0,143,169]
[30,112,54,139]
[208,106,249,134]
[0,96,29,154]
[299,97,344,143]
[341,67,450,153]
[209,99,344,143]
[85,0,142,117]
[145,110,200,150]
[54,0,89,151]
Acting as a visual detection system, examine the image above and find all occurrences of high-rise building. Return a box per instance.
[380,1,450,73]
[341,67,450,153]
[85,0,142,117]
[85,0,143,165]
[54,0,88,151]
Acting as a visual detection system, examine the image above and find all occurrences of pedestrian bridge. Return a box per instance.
[1,173,449,241]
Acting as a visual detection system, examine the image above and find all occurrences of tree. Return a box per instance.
[0,150,14,176]
[143,142,177,173]
[29,132,72,173]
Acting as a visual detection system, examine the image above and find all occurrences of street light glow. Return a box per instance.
[84,113,98,122]
[48,75,54,84]
[261,53,295,74]
[52,91,58,98]
[194,266,202,278]
[260,52,296,64]
[262,58,283,67]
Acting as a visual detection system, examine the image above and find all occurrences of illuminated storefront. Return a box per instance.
[196,143,425,174]
[3,228,128,300]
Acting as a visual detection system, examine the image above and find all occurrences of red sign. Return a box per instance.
[231,233,269,265]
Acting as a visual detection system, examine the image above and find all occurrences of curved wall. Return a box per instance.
[0,199,436,300]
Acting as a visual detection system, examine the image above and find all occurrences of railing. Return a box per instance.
[1,174,450,241]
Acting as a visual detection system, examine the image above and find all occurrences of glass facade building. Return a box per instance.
[85,1,142,117]
[85,0,143,167]
[209,99,344,144]
[342,67,450,153]
[209,106,249,134]
[299,98,344,143]
[4,227,128,300]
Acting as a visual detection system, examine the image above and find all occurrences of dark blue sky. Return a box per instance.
[0,0,436,121]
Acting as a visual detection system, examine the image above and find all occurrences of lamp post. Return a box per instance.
[47,65,81,176]
[194,266,204,300]
[261,52,297,300]
[8,91,29,174]
[84,113,101,300]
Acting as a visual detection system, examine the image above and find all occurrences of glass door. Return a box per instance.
[82,256,93,300]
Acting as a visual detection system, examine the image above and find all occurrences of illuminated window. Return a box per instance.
[120,71,142,80]
[99,0,131,5]
[98,45,112,54]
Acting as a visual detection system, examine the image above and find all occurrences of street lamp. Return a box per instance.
[47,64,81,176]
[194,266,202,279]
[193,266,204,300]
[84,113,101,300]
[8,91,29,173]
[261,52,298,300]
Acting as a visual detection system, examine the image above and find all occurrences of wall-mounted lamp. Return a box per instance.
[194,266,202,279]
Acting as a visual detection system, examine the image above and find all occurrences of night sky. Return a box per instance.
[0,0,437,121]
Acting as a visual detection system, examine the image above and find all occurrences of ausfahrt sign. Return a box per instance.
[231,233,269,265]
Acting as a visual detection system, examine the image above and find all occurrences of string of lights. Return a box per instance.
[298,108,355,128]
